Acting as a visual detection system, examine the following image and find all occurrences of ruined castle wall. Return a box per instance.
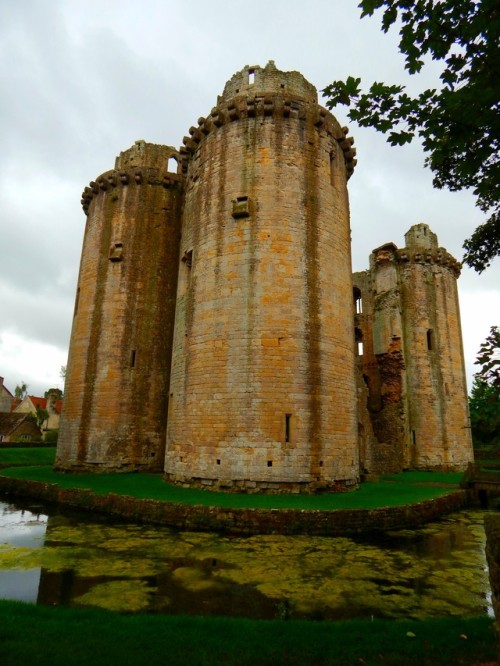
[353,255,410,475]
[56,142,182,471]
[166,63,358,491]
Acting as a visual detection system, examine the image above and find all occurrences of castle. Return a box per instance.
[55,62,473,491]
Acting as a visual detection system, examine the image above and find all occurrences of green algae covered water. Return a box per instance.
[0,500,493,620]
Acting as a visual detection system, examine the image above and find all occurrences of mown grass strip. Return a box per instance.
[0,447,56,465]
[0,600,495,666]
[0,465,462,510]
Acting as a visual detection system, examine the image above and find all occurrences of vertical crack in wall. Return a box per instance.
[303,115,322,478]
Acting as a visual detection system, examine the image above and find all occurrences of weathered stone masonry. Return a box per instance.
[56,62,473,490]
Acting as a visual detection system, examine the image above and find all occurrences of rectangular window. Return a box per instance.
[109,242,123,262]
[285,414,292,443]
[130,350,136,368]
[248,69,255,85]
[426,329,433,350]
[412,430,416,446]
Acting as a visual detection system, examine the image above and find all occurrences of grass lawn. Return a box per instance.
[0,460,464,510]
[0,447,56,466]
[0,600,496,666]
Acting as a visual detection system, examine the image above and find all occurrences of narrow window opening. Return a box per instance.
[426,329,433,350]
[285,414,292,443]
[412,430,416,446]
[74,287,80,317]
[248,69,255,85]
[353,287,362,313]
[355,327,363,356]
[150,452,156,457]
[216,459,221,465]
[130,349,136,368]
[167,156,178,173]
[267,460,273,467]
[167,393,174,425]
[182,249,193,269]
[319,460,323,467]
[330,153,335,184]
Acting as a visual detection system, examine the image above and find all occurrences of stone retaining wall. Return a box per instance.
[0,475,471,536]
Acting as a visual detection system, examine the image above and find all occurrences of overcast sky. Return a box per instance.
[1,0,498,397]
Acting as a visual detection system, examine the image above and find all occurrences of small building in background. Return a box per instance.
[13,390,63,432]
[0,413,42,443]
[0,377,14,413]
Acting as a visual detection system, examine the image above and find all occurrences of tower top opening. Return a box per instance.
[219,61,318,104]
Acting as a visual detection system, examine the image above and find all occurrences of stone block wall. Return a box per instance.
[56,142,182,472]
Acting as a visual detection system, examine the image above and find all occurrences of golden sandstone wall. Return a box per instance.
[166,62,359,491]
[56,63,473,490]
[56,142,182,471]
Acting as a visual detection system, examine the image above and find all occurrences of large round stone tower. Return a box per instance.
[165,62,359,491]
[56,141,182,471]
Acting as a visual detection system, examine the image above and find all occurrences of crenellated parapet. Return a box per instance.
[80,168,183,215]
[371,241,461,276]
[397,247,462,276]
[178,94,357,178]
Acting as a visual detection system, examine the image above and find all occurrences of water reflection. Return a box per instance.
[0,500,493,620]
[0,502,47,602]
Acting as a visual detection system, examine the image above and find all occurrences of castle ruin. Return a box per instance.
[55,62,473,491]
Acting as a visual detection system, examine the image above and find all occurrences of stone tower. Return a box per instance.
[353,223,473,473]
[165,62,359,491]
[56,141,182,471]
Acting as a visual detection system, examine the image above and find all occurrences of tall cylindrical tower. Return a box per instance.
[56,141,182,471]
[399,223,473,469]
[165,62,359,491]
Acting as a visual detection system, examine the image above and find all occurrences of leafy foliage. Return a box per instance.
[323,0,500,272]
[44,388,63,400]
[469,377,500,448]
[469,326,500,449]
[474,325,500,388]
[14,383,28,400]
[35,406,49,429]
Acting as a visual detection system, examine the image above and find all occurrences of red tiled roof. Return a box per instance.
[30,396,47,410]
[29,396,63,414]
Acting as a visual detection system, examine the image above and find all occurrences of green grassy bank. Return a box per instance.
[0,600,496,666]
[0,461,464,510]
[0,446,56,466]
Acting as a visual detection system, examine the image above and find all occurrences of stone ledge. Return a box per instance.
[0,475,471,536]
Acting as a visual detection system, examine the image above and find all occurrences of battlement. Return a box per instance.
[115,140,180,172]
[220,60,317,104]
[370,231,461,276]
[179,63,357,178]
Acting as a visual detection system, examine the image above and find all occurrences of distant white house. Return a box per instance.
[14,390,63,431]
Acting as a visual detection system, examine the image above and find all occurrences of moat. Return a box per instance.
[0,500,493,621]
